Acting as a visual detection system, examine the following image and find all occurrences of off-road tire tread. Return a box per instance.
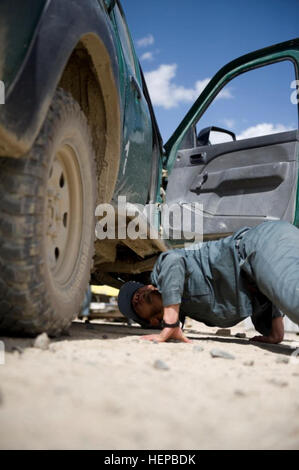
[0,88,96,336]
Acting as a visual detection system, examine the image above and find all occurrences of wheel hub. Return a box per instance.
[46,144,83,283]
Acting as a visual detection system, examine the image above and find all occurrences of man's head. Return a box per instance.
[117,281,163,328]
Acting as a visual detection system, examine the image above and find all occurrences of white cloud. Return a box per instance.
[140,51,154,62]
[136,34,154,48]
[144,64,232,109]
[237,123,293,140]
[217,88,233,100]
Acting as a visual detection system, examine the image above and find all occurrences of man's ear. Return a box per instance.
[148,284,158,290]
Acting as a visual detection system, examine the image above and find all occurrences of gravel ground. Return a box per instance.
[0,319,299,450]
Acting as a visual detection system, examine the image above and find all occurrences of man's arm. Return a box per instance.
[142,304,192,343]
[250,316,284,344]
[142,252,192,343]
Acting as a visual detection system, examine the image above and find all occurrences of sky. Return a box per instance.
[121,0,299,143]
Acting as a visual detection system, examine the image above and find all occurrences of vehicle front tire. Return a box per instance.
[0,88,97,336]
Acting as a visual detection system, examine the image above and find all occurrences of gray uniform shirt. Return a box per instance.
[150,227,281,330]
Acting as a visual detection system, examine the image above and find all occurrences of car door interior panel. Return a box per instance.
[166,130,299,238]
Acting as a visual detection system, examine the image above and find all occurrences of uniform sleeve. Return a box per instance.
[151,251,186,306]
[272,304,284,318]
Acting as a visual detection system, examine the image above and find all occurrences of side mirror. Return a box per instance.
[197,126,236,146]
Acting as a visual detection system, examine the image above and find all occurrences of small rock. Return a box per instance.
[85,323,95,330]
[276,356,289,364]
[193,345,204,353]
[292,372,299,377]
[243,360,254,366]
[215,328,231,337]
[210,348,235,360]
[102,335,108,339]
[235,332,246,339]
[33,333,50,350]
[153,359,169,371]
[268,378,288,387]
[234,389,246,397]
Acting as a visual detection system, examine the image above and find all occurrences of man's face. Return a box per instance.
[131,285,163,327]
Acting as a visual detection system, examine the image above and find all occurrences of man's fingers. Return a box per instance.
[141,334,163,342]
[174,330,192,343]
[250,335,282,345]
[184,337,193,343]
[181,337,192,343]
[141,334,155,341]
[180,334,192,343]
[140,330,192,344]
[250,335,268,343]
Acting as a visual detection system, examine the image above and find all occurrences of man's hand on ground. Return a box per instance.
[140,303,192,343]
[250,334,283,344]
[141,327,192,343]
[250,316,284,344]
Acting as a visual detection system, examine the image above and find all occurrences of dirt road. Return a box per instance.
[0,319,299,450]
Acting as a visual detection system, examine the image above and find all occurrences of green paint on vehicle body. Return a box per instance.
[109,2,154,205]
[0,0,47,93]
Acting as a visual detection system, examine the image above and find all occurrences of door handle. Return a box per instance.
[190,152,207,164]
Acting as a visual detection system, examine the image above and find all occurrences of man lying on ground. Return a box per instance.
[117,221,299,344]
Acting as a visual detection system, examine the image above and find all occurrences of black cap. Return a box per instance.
[117,281,147,326]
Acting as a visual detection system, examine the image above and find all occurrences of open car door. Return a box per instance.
[164,38,299,241]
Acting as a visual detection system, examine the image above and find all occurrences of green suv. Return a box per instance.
[0,0,298,335]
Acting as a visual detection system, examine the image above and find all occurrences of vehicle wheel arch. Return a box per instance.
[58,32,122,205]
